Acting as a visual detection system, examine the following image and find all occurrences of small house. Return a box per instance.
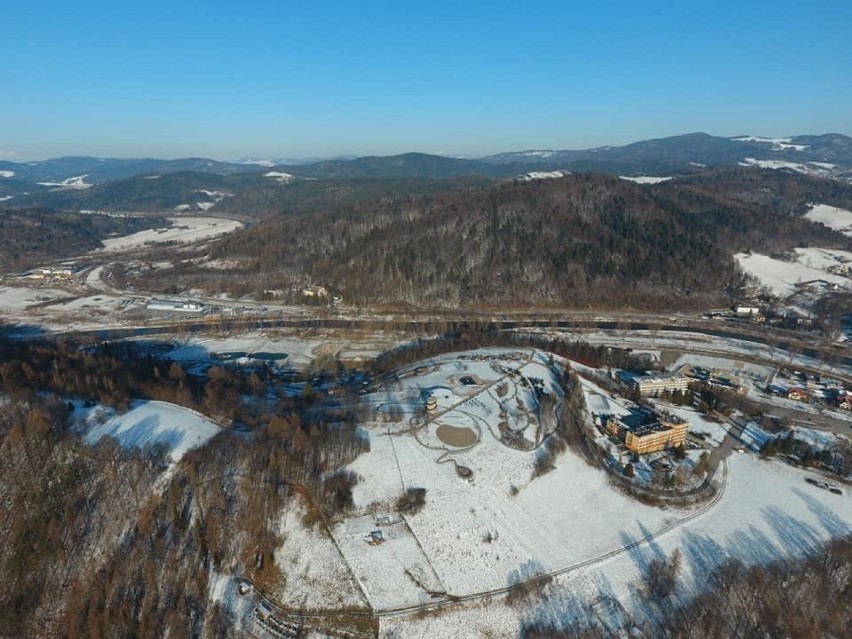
[788,388,808,401]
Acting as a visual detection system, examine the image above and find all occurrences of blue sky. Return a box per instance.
[2,0,850,160]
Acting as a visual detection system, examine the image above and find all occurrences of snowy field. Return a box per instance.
[81,400,221,462]
[0,285,75,311]
[380,453,852,638]
[791,426,849,451]
[732,136,809,151]
[619,175,672,184]
[272,500,368,610]
[97,216,242,252]
[738,157,836,177]
[37,174,93,189]
[160,334,316,369]
[735,248,852,298]
[139,331,401,370]
[805,202,852,237]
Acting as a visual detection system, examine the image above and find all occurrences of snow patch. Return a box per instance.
[739,158,835,177]
[518,170,569,181]
[238,158,277,167]
[733,136,808,151]
[804,203,852,237]
[619,175,672,184]
[264,171,293,183]
[519,150,556,158]
[735,248,852,298]
[198,189,231,199]
[82,400,221,462]
[733,136,794,144]
[97,217,243,252]
[36,174,92,189]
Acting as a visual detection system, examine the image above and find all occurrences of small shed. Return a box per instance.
[366,529,384,545]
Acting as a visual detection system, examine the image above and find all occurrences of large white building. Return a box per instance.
[634,375,691,397]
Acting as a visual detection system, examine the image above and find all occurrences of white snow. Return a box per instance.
[619,175,672,184]
[239,158,277,167]
[0,170,14,178]
[264,171,293,183]
[519,171,569,181]
[82,400,221,462]
[147,333,326,369]
[97,216,242,252]
[36,174,92,189]
[0,285,75,310]
[208,571,255,633]
[804,203,852,237]
[733,136,794,144]
[272,499,368,609]
[661,404,729,447]
[791,426,845,451]
[776,143,809,151]
[732,136,808,151]
[380,453,852,637]
[740,157,811,171]
[519,150,556,158]
[739,158,835,177]
[45,294,121,314]
[198,189,231,199]
[735,248,852,298]
[199,257,243,269]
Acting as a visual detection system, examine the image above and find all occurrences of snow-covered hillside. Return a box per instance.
[36,174,93,189]
[805,203,852,237]
[97,216,242,251]
[619,175,672,184]
[732,136,809,151]
[82,400,221,462]
[735,248,852,298]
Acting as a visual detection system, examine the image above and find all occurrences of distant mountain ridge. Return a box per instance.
[2,133,850,211]
[481,132,852,178]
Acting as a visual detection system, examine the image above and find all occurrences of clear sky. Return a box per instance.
[2,0,850,160]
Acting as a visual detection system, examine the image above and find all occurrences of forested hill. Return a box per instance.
[192,169,852,310]
[0,208,165,272]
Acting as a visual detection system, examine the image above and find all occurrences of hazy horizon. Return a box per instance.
[3,129,852,164]
[3,0,851,161]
